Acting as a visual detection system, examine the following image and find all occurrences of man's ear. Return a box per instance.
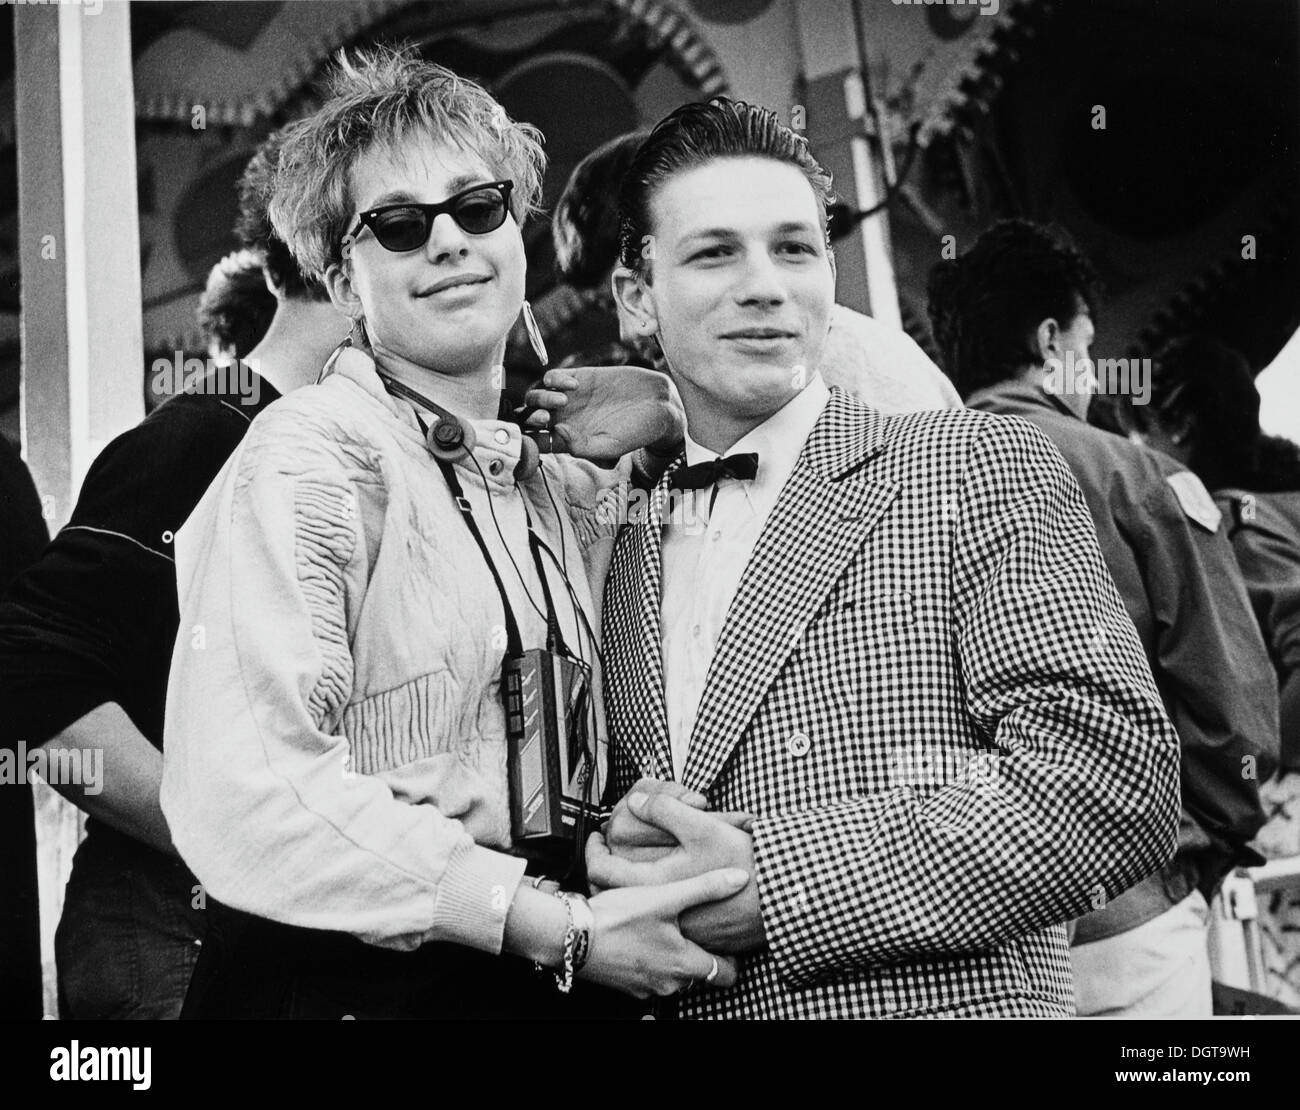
[1034,318,1062,364]
[612,265,659,343]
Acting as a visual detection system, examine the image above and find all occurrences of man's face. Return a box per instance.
[619,157,835,429]
[335,136,526,377]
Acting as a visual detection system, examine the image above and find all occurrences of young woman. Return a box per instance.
[160,47,742,1019]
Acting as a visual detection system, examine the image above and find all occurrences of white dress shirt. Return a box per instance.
[661,373,831,779]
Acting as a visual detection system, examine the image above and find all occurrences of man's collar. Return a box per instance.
[684,373,831,474]
[656,383,889,503]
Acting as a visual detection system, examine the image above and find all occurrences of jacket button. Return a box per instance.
[787,732,811,758]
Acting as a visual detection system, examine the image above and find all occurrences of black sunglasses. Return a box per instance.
[346,180,514,253]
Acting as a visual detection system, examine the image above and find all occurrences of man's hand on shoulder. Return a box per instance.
[524,366,684,464]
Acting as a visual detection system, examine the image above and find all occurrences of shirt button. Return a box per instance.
[691,624,702,638]
[787,731,812,758]
[493,428,510,446]
[711,530,721,541]
[488,459,504,476]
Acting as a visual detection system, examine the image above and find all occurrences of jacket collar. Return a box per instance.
[324,344,427,439]
[966,378,1079,422]
[324,344,524,495]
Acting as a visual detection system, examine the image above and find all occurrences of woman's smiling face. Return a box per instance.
[338,135,526,378]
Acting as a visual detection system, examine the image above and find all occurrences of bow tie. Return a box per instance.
[667,452,759,491]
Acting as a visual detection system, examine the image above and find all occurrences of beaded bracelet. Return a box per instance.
[553,891,594,993]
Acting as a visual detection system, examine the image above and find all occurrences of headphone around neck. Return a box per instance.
[319,335,541,480]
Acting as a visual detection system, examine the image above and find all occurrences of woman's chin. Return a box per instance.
[383,337,499,378]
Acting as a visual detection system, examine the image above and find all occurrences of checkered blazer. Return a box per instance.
[601,388,1181,1019]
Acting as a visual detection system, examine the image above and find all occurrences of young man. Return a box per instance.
[549,128,962,414]
[560,99,1184,1019]
[0,132,344,1018]
[929,221,1279,1017]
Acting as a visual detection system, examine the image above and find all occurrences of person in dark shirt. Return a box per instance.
[928,219,1279,1018]
[0,435,48,586]
[1130,335,1300,769]
[0,435,49,1018]
[1130,334,1300,1006]
[0,131,344,1018]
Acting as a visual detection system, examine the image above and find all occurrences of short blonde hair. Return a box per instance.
[269,45,546,281]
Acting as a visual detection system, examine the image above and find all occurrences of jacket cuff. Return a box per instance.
[428,840,527,954]
[751,798,883,990]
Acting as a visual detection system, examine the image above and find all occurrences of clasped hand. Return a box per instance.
[587,779,767,954]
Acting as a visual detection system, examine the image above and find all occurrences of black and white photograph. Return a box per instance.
[0,0,1298,1089]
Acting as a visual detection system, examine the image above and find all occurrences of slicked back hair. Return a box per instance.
[616,98,834,276]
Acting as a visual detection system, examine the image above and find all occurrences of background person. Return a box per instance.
[196,248,278,364]
[548,130,658,371]
[0,129,343,1019]
[0,437,48,1018]
[1132,335,1300,767]
[929,221,1279,1018]
[1132,333,1300,1006]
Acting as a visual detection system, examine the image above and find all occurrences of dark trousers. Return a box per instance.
[0,781,42,1018]
[56,829,205,1020]
[183,897,639,1020]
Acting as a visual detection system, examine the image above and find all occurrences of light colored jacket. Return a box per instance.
[161,350,610,954]
[819,305,962,414]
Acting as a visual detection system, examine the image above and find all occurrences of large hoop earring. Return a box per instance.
[349,315,370,351]
[521,300,549,368]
